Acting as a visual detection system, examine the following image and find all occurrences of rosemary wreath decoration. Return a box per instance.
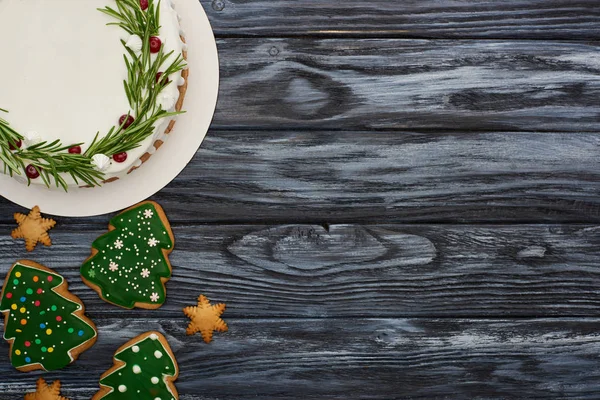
[0,0,186,191]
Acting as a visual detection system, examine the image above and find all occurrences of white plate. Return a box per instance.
[0,0,219,217]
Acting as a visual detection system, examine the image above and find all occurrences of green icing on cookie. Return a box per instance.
[0,263,97,371]
[81,202,173,309]
[98,332,178,399]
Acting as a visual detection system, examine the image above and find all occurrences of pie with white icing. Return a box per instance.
[0,0,188,190]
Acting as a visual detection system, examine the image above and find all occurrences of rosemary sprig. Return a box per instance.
[0,0,186,190]
[98,0,160,37]
[18,141,105,190]
[0,115,103,191]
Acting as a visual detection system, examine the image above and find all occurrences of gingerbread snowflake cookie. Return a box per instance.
[93,331,179,400]
[183,295,228,343]
[25,378,70,400]
[80,201,174,309]
[11,206,56,252]
[0,260,97,371]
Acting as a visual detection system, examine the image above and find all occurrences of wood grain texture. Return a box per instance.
[4,130,599,224]
[0,4,598,396]
[0,317,599,399]
[2,223,600,318]
[200,0,600,40]
[211,38,600,132]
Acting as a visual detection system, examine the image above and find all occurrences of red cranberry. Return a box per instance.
[140,0,149,10]
[113,152,128,163]
[68,146,82,154]
[149,36,162,53]
[9,140,22,151]
[119,115,135,129]
[155,72,170,86]
[25,165,40,179]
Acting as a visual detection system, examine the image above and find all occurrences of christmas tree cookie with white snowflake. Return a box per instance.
[80,201,174,309]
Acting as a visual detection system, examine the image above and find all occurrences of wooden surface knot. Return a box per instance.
[228,224,436,274]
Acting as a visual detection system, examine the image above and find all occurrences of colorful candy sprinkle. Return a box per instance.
[0,263,97,371]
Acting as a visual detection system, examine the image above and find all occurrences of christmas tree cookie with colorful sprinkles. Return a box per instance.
[92,331,179,399]
[0,260,97,372]
[81,201,174,309]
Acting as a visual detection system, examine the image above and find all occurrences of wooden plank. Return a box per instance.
[1,223,600,318]
[3,130,599,223]
[200,0,600,40]
[0,317,599,398]
[212,38,600,132]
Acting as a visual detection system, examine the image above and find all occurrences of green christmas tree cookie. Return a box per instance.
[0,260,97,371]
[81,201,174,309]
[93,331,179,399]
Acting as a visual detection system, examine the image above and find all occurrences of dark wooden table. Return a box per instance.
[2,1,600,398]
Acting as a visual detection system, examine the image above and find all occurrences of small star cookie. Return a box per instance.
[25,378,70,400]
[183,295,228,343]
[11,206,56,252]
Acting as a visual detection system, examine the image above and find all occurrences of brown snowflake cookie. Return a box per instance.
[11,206,56,252]
[183,295,228,343]
[25,378,69,400]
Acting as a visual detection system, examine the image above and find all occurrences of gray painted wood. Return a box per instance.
[2,223,600,318]
[0,317,599,399]
[212,39,600,132]
[200,0,600,40]
[0,3,598,398]
[3,130,600,224]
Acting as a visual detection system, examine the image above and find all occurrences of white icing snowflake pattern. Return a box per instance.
[86,204,173,307]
